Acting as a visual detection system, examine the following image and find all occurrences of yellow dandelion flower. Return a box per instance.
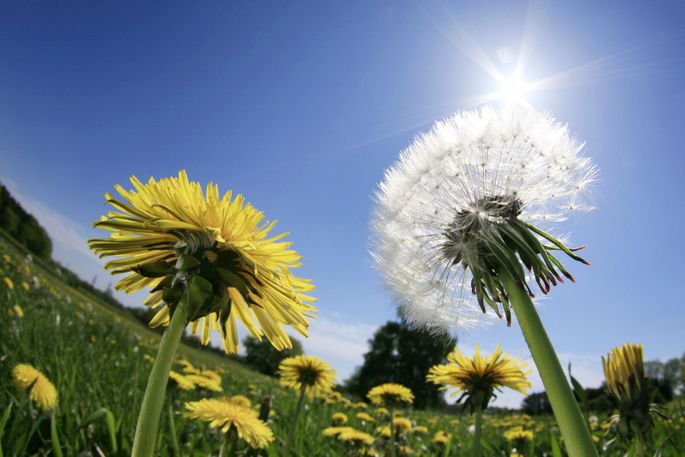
[393,417,412,432]
[20,282,29,291]
[602,343,644,404]
[169,371,196,390]
[278,355,335,394]
[2,254,10,263]
[602,342,663,441]
[433,430,450,445]
[228,395,252,408]
[332,412,348,425]
[3,277,14,290]
[356,412,375,423]
[338,428,375,446]
[367,383,414,406]
[12,364,58,411]
[504,427,534,442]
[88,170,316,353]
[376,425,392,438]
[323,426,354,437]
[427,344,530,412]
[353,401,368,409]
[179,359,202,375]
[412,425,428,434]
[13,304,24,318]
[185,374,222,392]
[200,369,222,384]
[375,407,389,417]
[185,398,273,449]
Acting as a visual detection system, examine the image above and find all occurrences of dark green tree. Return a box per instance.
[242,335,303,377]
[0,183,52,259]
[345,320,456,409]
[521,391,552,415]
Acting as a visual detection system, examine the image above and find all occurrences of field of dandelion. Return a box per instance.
[1,231,685,457]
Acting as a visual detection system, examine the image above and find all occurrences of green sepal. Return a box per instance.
[175,254,201,271]
[134,260,174,278]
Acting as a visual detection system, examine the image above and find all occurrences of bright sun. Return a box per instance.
[497,77,529,104]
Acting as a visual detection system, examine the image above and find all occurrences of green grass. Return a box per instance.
[1,236,684,456]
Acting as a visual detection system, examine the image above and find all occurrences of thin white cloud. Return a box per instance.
[300,315,378,383]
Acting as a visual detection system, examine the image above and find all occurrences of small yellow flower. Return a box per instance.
[2,254,10,263]
[367,383,414,406]
[323,426,354,437]
[200,369,222,384]
[12,364,58,411]
[13,304,24,318]
[393,417,412,433]
[356,412,375,423]
[169,371,196,390]
[337,428,375,446]
[427,344,530,413]
[278,355,335,395]
[185,398,273,449]
[433,430,450,445]
[20,282,29,291]
[412,425,428,434]
[3,277,14,290]
[228,395,252,408]
[185,374,222,392]
[375,407,389,417]
[503,427,534,442]
[332,412,348,425]
[376,425,392,438]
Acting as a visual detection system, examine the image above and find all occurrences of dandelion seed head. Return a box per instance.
[372,105,596,332]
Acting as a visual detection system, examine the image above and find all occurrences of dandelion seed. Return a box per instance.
[12,364,58,411]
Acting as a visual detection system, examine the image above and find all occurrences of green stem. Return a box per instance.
[471,408,482,457]
[498,267,597,457]
[389,408,397,457]
[286,386,307,455]
[219,427,238,457]
[131,305,188,457]
[167,400,180,457]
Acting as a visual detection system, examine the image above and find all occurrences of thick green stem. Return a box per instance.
[471,408,482,457]
[131,305,188,457]
[286,386,307,455]
[498,267,597,457]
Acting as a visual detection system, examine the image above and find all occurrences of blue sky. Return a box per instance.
[1,1,684,407]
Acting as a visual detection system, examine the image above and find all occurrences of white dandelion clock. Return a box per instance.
[372,105,596,330]
[371,104,599,457]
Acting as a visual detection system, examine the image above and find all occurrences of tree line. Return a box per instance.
[0,184,52,259]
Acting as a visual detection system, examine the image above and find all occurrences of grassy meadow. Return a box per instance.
[1,234,684,456]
